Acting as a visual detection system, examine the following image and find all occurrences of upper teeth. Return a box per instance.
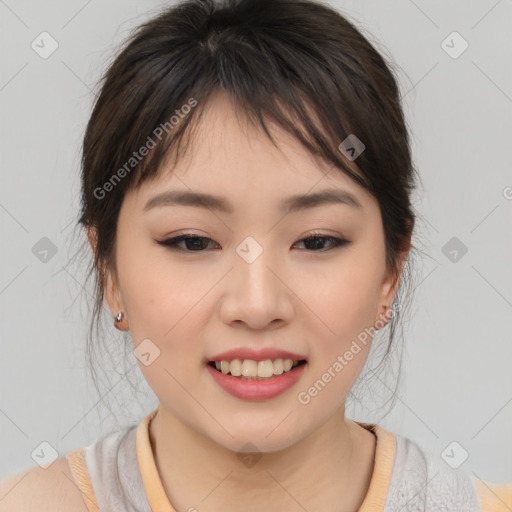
[214,358,300,377]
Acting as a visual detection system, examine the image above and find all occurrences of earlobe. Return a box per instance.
[113,311,126,330]
[104,269,129,331]
[373,303,391,331]
[89,225,129,332]
[374,251,408,330]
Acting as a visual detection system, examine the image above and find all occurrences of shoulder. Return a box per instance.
[0,456,89,512]
[473,478,512,512]
[390,432,512,512]
[402,438,512,511]
[382,431,484,511]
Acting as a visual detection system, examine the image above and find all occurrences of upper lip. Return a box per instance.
[206,348,307,363]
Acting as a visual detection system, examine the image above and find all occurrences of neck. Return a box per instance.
[148,405,376,512]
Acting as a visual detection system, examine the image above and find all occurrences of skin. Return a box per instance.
[88,91,408,512]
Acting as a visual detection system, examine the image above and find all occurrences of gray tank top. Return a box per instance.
[83,424,152,511]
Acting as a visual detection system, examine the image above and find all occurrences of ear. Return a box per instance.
[104,266,121,319]
[86,225,98,257]
[374,250,408,328]
[86,225,128,330]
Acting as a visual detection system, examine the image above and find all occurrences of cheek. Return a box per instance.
[296,255,382,339]
[117,239,214,340]
[116,252,227,403]
[117,250,214,400]
[294,263,379,409]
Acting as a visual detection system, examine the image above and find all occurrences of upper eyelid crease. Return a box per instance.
[143,189,363,214]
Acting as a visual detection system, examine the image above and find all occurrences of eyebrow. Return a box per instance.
[143,189,363,214]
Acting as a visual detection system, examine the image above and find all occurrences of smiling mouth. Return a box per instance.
[207,359,307,380]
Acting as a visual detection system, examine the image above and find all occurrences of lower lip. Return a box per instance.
[205,362,307,401]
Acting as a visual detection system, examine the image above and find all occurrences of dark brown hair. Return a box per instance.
[73,0,423,421]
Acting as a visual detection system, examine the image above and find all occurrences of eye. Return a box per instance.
[156,232,350,253]
[157,234,219,252]
[293,233,351,251]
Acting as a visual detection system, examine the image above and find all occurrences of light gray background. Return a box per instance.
[1,0,511,486]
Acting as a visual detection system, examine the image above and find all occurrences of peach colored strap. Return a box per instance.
[358,424,397,512]
[136,409,177,512]
[66,448,101,512]
[474,479,512,512]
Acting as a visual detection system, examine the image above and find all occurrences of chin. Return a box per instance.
[209,421,304,455]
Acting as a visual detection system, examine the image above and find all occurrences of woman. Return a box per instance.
[1,0,510,510]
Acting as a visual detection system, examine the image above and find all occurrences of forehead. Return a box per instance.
[132,92,373,210]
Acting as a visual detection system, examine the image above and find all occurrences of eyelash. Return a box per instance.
[156,232,351,253]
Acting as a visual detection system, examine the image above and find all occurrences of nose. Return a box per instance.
[219,246,294,331]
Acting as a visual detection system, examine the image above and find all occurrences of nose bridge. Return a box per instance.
[220,235,292,328]
[235,235,279,301]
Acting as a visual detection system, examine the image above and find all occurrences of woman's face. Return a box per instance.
[101,93,402,452]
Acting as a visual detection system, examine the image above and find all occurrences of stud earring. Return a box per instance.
[114,312,123,322]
